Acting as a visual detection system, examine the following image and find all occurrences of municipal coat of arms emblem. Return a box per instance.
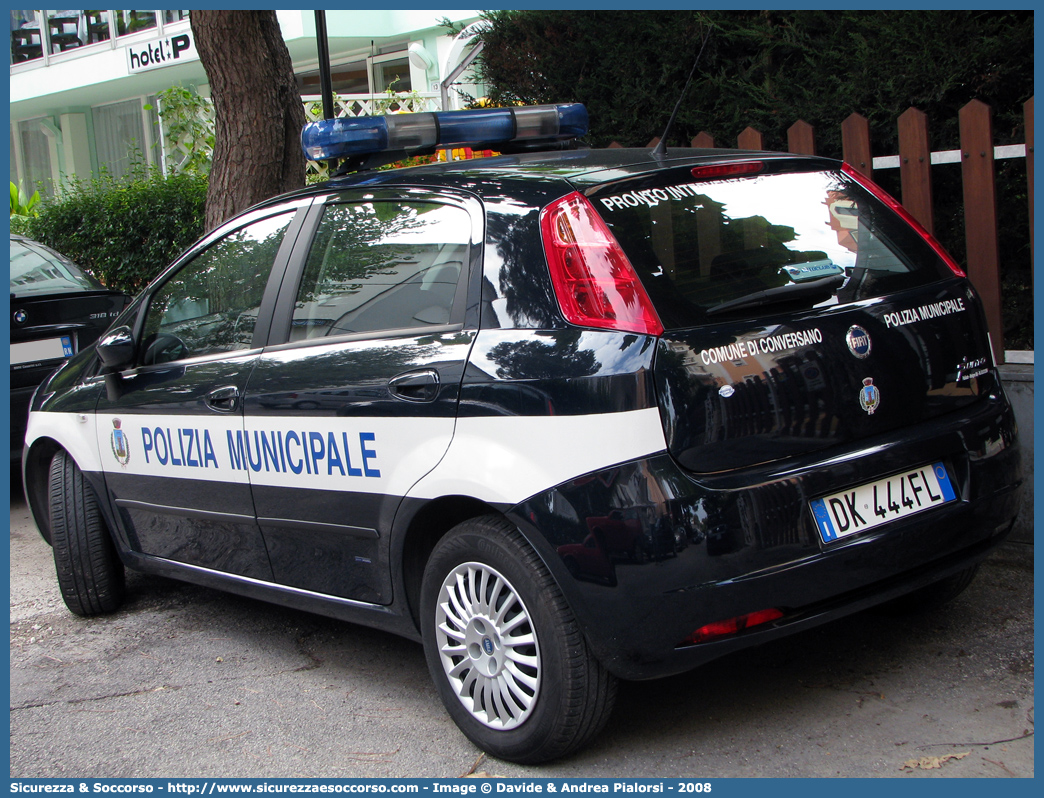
[859,378,881,415]
[110,418,130,466]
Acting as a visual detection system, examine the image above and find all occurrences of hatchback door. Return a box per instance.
[588,159,994,473]
[95,202,309,578]
[241,189,482,603]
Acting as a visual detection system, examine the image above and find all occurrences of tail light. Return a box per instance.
[540,192,663,336]
[841,162,966,278]
[679,608,784,647]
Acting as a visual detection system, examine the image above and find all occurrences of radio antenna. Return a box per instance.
[651,32,710,159]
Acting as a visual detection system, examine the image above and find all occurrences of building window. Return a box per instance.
[12,117,55,199]
[9,10,191,64]
[116,10,157,37]
[84,10,113,45]
[10,10,43,63]
[296,61,369,96]
[9,132,17,186]
[10,10,111,64]
[295,49,414,98]
[44,10,84,54]
[91,97,160,179]
[371,53,411,94]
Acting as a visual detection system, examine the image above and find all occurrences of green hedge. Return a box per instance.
[21,167,208,294]
[477,10,1032,154]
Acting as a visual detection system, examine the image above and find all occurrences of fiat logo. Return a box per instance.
[482,637,494,655]
[846,325,872,359]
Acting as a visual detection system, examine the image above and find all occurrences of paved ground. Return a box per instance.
[9,478,1034,779]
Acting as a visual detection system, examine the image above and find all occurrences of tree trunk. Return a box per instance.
[191,10,306,231]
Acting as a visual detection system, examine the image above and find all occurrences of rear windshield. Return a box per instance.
[591,169,955,329]
[10,237,104,298]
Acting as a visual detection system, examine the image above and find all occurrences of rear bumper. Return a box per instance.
[509,390,1022,680]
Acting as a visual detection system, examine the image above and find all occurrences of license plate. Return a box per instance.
[810,463,957,543]
[10,335,74,366]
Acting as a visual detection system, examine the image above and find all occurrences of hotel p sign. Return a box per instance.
[126,32,198,73]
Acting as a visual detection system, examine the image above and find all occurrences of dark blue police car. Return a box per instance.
[21,104,1022,763]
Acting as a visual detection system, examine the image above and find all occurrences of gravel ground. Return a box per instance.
[9,481,1033,779]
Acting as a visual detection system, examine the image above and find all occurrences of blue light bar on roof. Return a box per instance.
[301,103,588,162]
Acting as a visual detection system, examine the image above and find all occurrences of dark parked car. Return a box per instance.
[10,234,129,461]
[21,105,1022,763]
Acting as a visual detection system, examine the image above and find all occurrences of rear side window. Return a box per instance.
[592,169,955,329]
[291,200,470,339]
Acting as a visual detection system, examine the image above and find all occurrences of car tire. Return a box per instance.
[48,449,125,616]
[420,515,617,764]
[879,564,980,615]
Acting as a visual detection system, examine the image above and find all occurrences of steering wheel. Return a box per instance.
[142,333,189,365]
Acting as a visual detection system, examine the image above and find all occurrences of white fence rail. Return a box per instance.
[299,93,443,180]
[301,93,442,121]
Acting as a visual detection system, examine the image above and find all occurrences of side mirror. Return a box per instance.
[97,325,135,372]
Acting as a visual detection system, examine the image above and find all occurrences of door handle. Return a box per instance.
[389,369,440,403]
[205,385,240,413]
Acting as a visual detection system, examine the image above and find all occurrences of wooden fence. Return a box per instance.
[634,97,1034,363]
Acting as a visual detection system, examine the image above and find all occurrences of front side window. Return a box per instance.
[291,200,470,340]
[140,212,294,364]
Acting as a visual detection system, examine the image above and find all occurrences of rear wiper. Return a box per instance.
[706,273,845,317]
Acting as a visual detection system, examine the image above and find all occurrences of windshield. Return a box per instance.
[592,169,955,328]
[10,237,105,298]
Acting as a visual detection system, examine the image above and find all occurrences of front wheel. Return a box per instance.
[420,515,617,764]
[48,450,125,616]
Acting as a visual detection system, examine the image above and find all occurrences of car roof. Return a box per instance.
[301,147,840,196]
